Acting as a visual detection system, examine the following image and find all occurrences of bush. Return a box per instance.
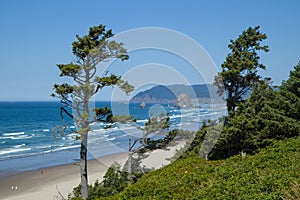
[97,136,300,199]
[69,162,129,200]
[209,82,300,159]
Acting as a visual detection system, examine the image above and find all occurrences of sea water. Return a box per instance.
[0,101,225,177]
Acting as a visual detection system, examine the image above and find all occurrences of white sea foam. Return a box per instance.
[107,137,116,141]
[1,135,32,140]
[199,111,221,117]
[136,119,148,123]
[2,132,25,136]
[0,136,15,140]
[169,114,181,119]
[35,145,52,149]
[68,133,79,137]
[57,144,80,151]
[89,122,97,126]
[43,145,80,153]
[0,148,31,156]
[11,135,32,140]
[14,144,26,148]
[42,129,49,132]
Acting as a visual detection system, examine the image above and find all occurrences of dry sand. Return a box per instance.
[0,141,185,200]
[140,140,186,169]
[0,153,128,200]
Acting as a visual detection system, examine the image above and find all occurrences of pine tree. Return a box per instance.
[214,26,269,115]
[52,25,133,199]
[279,61,300,120]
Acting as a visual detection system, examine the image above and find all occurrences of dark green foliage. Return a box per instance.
[210,62,300,159]
[181,122,207,158]
[214,26,269,114]
[94,107,113,123]
[52,24,134,199]
[57,63,81,77]
[178,120,223,160]
[66,25,300,199]
[51,83,74,97]
[100,163,128,196]
[69,163,129,200]
[70,129,185,200]
[96,136,300,200]
[74,61,300,199]
[135,129,180,153]
[94,74,134,95]
[279,61,300,120]
[72,25,128,61]
[141,113,170,136]
[210,82,300,159]
[115,79,134,96]
[112,115,136,123]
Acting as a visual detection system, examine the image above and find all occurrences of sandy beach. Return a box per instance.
[0,152,128,200]
[0,141,185,200]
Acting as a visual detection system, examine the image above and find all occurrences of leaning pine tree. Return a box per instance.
[51,25,134,199]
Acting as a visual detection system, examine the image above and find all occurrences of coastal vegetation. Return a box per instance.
[52,25,134,199]
[64,25,299,199]
[209,61,300,160]
[68,64,300,199]
[112,115,137,123]
[214,26,269,115]
[98,135,300,200]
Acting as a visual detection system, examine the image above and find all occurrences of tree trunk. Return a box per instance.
[80,64,91,199]
[227,92,233,115]
[80,132,88,200]
[127,137,133,185]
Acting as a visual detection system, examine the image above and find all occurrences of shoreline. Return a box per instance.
[0,152,129,200]
[0,140,186,200]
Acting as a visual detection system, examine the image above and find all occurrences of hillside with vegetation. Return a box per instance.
[98,136,300,200]
[69,26,300,200]
[70,65,300,200]
[91,62,300,200]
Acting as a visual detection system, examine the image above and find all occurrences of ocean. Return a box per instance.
[0,101,225,177]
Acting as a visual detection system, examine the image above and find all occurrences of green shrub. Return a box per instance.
[69,162,129,200]
[96,136,300,199]
[112,115,136,123]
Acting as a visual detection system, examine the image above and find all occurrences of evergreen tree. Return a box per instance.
[279,61,300,120]
[52,25,134,199]
[210,80,300,159]
[214,26,269,115]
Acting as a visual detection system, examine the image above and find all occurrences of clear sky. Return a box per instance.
[0,0,299,101]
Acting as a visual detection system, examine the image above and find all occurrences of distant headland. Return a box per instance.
[130,84,221,105]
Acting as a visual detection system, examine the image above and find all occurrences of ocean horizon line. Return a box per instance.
[0,100,135,103]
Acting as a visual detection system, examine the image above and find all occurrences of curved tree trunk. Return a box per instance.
[53,24,132,200]
[80,132,88,200]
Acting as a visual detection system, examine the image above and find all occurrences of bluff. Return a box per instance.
[130,84,218,104]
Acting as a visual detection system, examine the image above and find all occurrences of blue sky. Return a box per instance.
[0,0,300,101]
